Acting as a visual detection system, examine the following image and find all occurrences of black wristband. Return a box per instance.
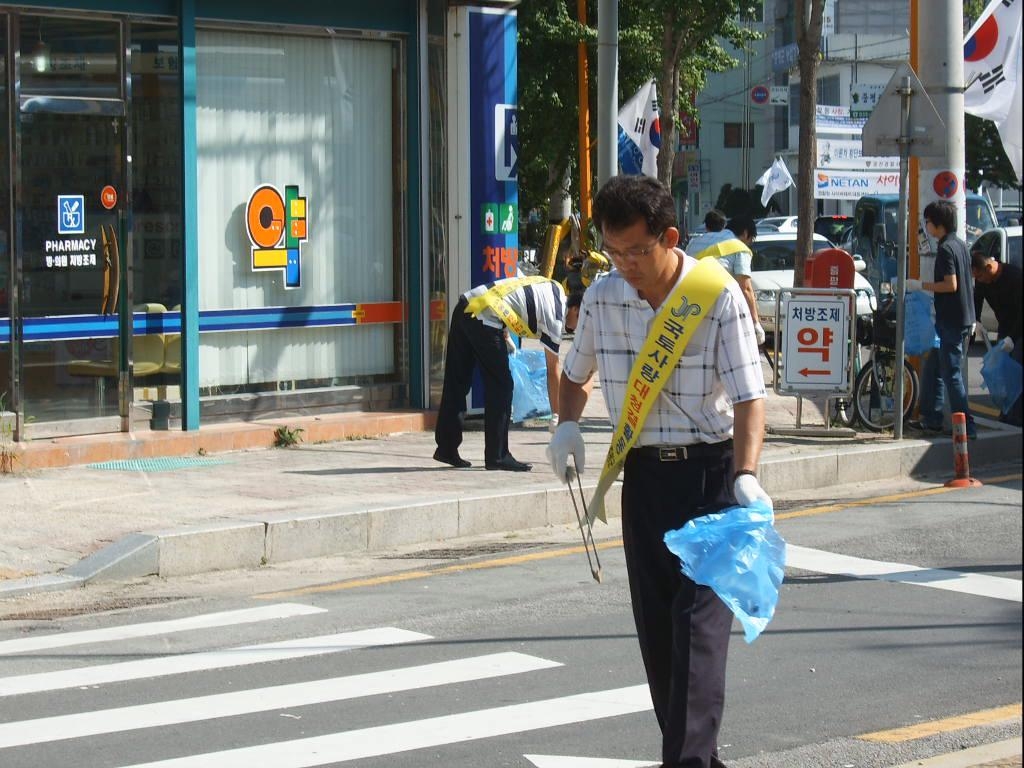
[734,469,757,481]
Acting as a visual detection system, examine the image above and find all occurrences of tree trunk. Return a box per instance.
[657,9,679,188]
[794,0,824,287]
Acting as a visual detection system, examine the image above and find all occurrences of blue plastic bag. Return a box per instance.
[663,500,787,643]
[904,291,939,356]
[510,348,551,423]
[980,343,1023,415]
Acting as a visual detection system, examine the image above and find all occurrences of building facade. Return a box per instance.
[688,0,910,228]
[0,0,495,441]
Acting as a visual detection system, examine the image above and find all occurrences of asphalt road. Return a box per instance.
[0,470,1020,768]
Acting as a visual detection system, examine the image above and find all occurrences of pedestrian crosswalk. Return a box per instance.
[0,603,654,767]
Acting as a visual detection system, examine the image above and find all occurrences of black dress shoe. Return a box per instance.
[433,449,471,468]
[485,456,533,472]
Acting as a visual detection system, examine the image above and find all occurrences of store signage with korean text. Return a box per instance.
[246,183,309,289]
[850,82,886,118]
[814,104,867,135]
[44,194,97,270]
[814,169,899,199]
[780,294,850,392]
[817,138,898,171]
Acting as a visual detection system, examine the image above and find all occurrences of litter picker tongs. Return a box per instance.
[565,457,602,583]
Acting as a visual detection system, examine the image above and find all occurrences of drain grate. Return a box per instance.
[87,456,228,472]
[385,541,556,560]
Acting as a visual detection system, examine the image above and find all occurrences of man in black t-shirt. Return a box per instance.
[972,250,1022,426]
[906,201,977,437]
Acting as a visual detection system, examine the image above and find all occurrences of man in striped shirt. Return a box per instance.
[547,175,769,767]
[434,278,581,471]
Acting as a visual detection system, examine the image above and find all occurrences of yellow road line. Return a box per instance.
[776,472,1022,521]
[257,540,623,599]
[258,472,1021,599]
[857,703,1022,743]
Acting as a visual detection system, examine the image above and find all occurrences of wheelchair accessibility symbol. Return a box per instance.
[58,195,85,235]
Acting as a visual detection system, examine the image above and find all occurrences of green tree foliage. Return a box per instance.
[965,114,1020,190]
[517,0,758,217]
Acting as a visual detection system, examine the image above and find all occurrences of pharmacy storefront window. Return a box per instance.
[195,28,406,398]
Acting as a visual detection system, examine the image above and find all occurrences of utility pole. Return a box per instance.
[596,0,618,188]
[915,0,966,273]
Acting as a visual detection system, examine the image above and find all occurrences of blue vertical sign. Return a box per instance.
[468,7,518,291]
[466,7,518,410]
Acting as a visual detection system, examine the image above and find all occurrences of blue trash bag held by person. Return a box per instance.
[904,291,939,356]
[663,500,787,643]
[510,348,551,423]
[981,343,1023,415]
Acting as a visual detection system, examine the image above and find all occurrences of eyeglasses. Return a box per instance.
[600,231,665,264]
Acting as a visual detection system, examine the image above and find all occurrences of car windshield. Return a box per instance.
[966,201,997,243]
[750,237,831,271]
[1008,234,1022,268]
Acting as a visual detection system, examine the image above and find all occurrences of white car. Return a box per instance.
[973,225,1022,335]
[749,232,875,335]
[757,215,799,233]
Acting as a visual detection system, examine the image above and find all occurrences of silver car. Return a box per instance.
[749,232,875,335]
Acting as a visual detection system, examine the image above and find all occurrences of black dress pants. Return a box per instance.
[621,446,736,768]
[435,298,514,464]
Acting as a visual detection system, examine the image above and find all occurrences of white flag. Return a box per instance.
[964,0,1023,181]
[617,79,661,177]
[757,157,795,207]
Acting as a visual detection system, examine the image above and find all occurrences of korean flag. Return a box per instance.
[617,78,662,178]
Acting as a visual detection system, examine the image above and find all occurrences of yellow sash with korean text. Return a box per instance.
[464,276,551,338]
[587,257,731,524]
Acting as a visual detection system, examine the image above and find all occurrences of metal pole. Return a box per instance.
[576,0,592,234]
[894,76,912,440]
[596,0,617,187]
[915,0,966,266]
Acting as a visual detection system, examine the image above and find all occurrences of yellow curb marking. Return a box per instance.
[970,401,1002,417]
[776,473,1022,521]
[857,703,1022,743]
[258,472,1021,599]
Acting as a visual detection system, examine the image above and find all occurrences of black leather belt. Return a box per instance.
[629,440,733,461]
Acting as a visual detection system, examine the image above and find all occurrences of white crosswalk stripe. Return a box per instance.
[0,603,653,767]
[0,603,325,655]
[0,652,561,748]
[114,686,654,768]
[0,627,431,696]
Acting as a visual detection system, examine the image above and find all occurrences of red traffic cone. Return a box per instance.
[944,412,982,488]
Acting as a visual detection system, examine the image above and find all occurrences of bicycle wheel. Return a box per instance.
[852,354,919,432]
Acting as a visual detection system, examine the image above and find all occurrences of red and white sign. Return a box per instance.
[100,185,117,210]
[780,295,850,392]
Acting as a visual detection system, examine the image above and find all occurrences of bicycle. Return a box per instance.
[850,293,920,432]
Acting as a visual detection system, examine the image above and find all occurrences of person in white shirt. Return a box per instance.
[547,175,769,768]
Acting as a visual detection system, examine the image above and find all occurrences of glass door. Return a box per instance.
[17,110,126,431]
[14,14,129,436]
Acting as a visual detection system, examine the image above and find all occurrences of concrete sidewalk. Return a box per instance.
[1,356,1020,599]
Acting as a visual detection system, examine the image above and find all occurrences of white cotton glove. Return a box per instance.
[734,473,773,512]
[1000,336,1015,352]
[754,323,766,346]
[505,334,517,355]
[547,420,585,483]
[548,413,560,434]
[905,278,923,292]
